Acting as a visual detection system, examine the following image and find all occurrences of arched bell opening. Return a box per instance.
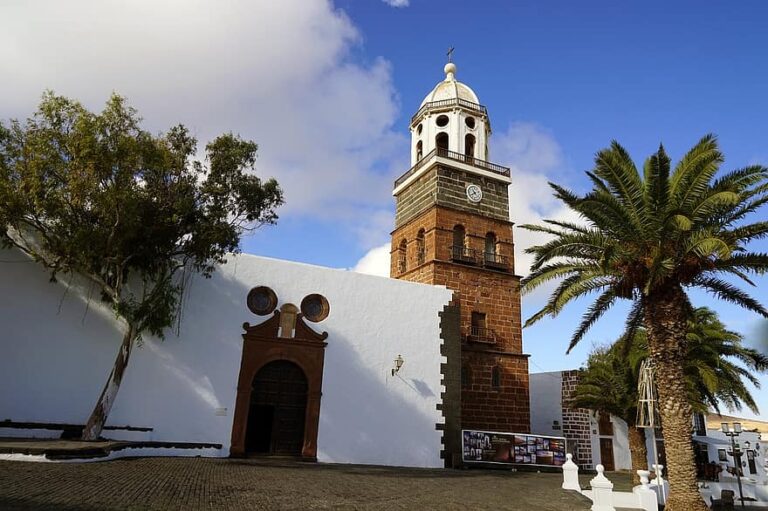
[436,132,449,153]
[464,134,476,158]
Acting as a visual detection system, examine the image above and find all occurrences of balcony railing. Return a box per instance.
[467,325,496,345]
[411,98,488,125]
[450,246,510,271]
[450,245,479,264]
[483,251,510,270]
[394,147,510,188]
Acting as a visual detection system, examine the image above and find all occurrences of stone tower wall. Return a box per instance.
[561,369,594,469]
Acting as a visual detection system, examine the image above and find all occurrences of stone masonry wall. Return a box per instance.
[391,203,529,434]
[394,165,510,228]
[561,370,594,469]
[434,166,509,222]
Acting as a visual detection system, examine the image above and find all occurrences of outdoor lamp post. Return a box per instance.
[722,422,746,508]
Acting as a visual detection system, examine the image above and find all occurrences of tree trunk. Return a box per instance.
[81,324,136,441]
[628,425,648,486]
[643,286,708,511]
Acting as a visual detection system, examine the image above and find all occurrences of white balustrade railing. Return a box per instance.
[560,455,660,511]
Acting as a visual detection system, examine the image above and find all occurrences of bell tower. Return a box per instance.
[391,62,530,435]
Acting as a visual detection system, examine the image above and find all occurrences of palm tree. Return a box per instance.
[572,307,768,485]
[571,342,647,484]
[521,135,768,511]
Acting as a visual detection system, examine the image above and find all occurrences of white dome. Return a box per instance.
[420,62,480,107]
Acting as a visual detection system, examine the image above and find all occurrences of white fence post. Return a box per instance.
[650,464,668,505]
[562,453,582,492]
[633,470,659,511]
[590,464,616,511]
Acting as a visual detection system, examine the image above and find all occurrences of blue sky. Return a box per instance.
[250,0,768,418]
[2,0,767,418]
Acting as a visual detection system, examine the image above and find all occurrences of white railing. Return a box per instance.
[561,453,661,511]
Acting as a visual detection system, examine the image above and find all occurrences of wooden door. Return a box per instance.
[599,438,615,471]
[247,360,308,456]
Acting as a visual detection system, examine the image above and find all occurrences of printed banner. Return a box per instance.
[462,429,567,467]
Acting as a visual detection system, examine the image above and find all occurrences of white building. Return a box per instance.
[530,370,657,471]
[0,249,455,468]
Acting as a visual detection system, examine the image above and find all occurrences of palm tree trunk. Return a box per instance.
[628,424,648,486]
[81,324,136,441]
[643,286,707,511]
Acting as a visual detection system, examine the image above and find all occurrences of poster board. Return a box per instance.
[462,429,567,467]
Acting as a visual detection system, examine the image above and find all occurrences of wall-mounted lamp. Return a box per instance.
[392,354,404,376]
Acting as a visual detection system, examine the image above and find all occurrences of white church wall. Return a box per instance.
[0,249,452,468]
[529,371,564,437]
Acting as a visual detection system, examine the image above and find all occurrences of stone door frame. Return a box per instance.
[230,311,328,459]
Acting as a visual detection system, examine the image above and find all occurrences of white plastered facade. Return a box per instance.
[0,248,453,468]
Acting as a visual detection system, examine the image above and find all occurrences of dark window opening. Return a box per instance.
[436,114,449,127]
[693,412,706,436]
[451,224,471,262]
[491,366,501,390]
[452,224,465,249]
[416,229,425,265]
[483,232,506,269]
[469,312,495,344]
[465,116,476,129]
[471,311,486,329]
[464,134,476,158]
[416,140,423,161]
[397,239,407,273]
[436,132,449,152]
[485,232,497,256]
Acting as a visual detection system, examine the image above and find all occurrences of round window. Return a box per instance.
[436,115,449,127]
[416,123,423,135]
[465,116,476,129]
[247,286,278,315]
[300,294,330,322]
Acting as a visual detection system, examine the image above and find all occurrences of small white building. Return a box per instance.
[0,248,456,468]
[530,370,657,471]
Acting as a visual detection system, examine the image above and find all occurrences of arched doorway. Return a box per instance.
[245,360,308,455]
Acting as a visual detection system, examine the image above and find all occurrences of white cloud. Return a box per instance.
[350,121,580,279]
[351,243,391,277]
[0,0,401,238]
[382,0,410,7]
[494,122,582,278]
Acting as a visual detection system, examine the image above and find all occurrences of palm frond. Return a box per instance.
[567,287,618,353]
[692,276,768,317]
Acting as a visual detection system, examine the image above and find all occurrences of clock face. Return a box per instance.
[466,184,483,203]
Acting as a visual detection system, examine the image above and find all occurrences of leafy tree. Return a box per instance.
[521,135,768,510]
[573,307,768,485]
[0,92,283,440]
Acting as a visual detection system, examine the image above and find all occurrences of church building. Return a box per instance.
[0,61,530,469]
[391,61,531,436]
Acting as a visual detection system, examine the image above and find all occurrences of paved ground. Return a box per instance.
[580,471,633,492]
[0,457,596,510]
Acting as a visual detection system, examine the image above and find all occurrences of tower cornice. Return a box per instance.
[393,148,510,197]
